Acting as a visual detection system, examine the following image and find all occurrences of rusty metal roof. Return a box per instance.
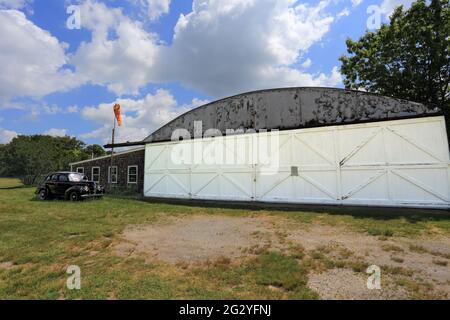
[142,87,440,144]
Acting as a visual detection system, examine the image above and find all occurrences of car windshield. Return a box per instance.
[68,173,88,182]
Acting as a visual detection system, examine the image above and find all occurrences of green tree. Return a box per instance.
[339,0,449,108]
[0,135,106,185]
[1,135,57,185]
[83,144,107,159]
[0,144,7,177]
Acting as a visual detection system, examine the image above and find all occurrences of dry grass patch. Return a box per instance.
[409,244,450,260]
[391,256,405,263]
[432,259,448,267]
[114,215,286,264]
[382,244,404,253]
[0,261,14,270]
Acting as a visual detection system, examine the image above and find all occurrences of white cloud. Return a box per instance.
[26,103,62,121]
[156,0,340,97]
[0,10,81,101]
[0,0,31,9]
[6,102,78,122]
[135,0,171,21]
[42,105,61,115]
[337,8,350,18]
[380,0,414,18]
[191,97,210,108]
[43,128,68,137]
[351,0,363,7]
[0,127,18,143]
[301,58,312,68]
[1,0,343,102]
[67,105,79,113]
[72,0,341,99]
[80,89,197,143]
[71,0,160,96]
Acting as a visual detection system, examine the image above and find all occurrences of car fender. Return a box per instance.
[64,186,85,199]
[35,185,50,195]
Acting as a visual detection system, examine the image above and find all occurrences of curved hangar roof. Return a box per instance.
[144,87,440,143]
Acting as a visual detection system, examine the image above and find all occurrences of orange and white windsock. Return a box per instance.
[113,103,122,126]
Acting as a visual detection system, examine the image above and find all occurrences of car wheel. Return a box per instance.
[69,191,79,201]
[38,189,48,200]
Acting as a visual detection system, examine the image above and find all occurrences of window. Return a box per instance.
[127,165,138,184]
[108,166,118,184]
[91,167,100,183]
[76,167,84,174]
[69,173,87,182]
[58,174,69,182]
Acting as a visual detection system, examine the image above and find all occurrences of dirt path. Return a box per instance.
[114,214,450,299]
[114,215,284,264]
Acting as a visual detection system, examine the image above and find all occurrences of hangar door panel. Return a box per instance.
[145,134,255,201]
[145,116,450,208]
[255,129,338,204]
[338,117,450,207]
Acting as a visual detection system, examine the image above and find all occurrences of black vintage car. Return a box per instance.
[35,172,105,201]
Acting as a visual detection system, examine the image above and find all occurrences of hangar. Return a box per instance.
[106,87,450,209]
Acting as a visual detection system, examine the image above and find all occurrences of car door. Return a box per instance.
[46,174,59,194]
[57,174,72,195]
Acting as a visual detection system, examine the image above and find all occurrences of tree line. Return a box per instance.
[0,135,106,185]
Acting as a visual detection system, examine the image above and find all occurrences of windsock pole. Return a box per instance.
[110,116,116,188]
[110,103,121,189]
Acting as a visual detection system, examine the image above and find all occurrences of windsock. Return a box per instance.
[113,103,122,126]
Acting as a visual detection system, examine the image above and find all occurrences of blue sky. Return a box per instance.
[0,0,411,146]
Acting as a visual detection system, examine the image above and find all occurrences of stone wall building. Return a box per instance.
[69,147,145,194]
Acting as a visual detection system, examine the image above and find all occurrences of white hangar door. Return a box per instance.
[144,133,255,201]
[255,127,339,205]
[256,116,450,208]
[337,116,450,207]
[144,116,450,208]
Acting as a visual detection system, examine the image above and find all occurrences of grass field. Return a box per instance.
[0,178,449,299]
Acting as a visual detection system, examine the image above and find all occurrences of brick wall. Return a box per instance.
[70,148,145,194]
